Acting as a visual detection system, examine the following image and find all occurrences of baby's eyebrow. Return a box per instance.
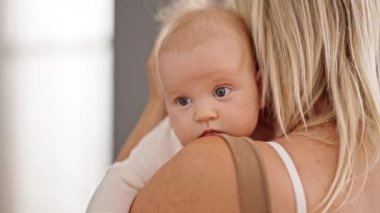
[165,90,182,100]
[210,75,239,84]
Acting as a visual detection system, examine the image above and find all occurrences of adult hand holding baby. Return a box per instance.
[146,44,165,107]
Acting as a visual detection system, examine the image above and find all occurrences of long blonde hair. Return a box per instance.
[234,0,380,211]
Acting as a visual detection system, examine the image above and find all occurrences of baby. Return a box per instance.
[87,4,261,213]
[157,6,261,145]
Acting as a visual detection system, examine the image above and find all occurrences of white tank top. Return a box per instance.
[267,141,307,213]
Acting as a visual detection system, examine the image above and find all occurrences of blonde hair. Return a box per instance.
[234,0,380,211]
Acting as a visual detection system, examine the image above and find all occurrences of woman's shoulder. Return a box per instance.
[130,136,241,212]
[129,134,334,212]
[131,133,380,212]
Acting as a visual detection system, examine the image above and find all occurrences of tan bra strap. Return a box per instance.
[218,134,272,213]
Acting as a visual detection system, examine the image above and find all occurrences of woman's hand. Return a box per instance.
[146,45,165,107]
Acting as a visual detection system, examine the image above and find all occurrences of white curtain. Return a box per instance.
[0,0,113,212]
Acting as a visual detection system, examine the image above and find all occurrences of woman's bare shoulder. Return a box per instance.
[130,136,241,213]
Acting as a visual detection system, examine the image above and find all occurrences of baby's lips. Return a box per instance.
[200,129,222,137]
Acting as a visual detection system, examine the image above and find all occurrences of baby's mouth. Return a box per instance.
[200,129,222,137]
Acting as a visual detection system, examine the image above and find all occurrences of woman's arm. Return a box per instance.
[130,136,241,213]
[116,46,166,161]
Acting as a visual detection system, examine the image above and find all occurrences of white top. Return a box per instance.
[86,117,183,213]
[267,142,307,213]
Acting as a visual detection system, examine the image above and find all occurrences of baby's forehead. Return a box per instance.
[159,8,252,54]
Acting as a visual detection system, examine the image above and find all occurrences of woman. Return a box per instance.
[116,0,380,212]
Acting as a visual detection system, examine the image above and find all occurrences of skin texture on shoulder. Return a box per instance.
[130,136,240,213]
[129,126,361,212]
[129,134,299,213]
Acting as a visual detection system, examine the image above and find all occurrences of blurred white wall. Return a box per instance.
[0,0,114,212]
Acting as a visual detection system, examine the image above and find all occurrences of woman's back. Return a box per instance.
[262,126,380,212]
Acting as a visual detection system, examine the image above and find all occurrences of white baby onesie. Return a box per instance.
[86,117,183,213]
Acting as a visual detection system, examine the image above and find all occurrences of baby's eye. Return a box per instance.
[214,86,231,98]
[176,96,192,106]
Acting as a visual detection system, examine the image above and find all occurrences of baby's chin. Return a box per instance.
[179,138,194,146]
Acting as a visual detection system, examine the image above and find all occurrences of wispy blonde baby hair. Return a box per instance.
[153,0,254,67]
[233,0,380,212]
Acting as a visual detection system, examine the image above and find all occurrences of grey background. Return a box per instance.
[114,0,166,157]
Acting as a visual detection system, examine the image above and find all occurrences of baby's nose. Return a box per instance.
[194,106,218,123]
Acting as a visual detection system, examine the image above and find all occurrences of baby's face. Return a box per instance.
[158,35,260,145]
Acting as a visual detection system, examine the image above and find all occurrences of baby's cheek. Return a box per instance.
[168,110,199,145]
[170,119,192,145]
[176,126,200,146]
[235,108,259,136]
[246,111,260,133]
